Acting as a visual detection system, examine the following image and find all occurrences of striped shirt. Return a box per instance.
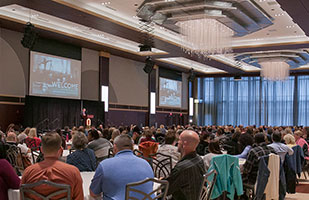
[166,152,205,200]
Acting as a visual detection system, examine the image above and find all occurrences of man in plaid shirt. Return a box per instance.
[242,133,276,184]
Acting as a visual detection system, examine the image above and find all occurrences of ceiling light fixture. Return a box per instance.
[178,18,233,56]
[137,0,273,57]
[260,60,290,81]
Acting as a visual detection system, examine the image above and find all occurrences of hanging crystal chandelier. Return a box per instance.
[177,18,234,57]
[260,61,290,81]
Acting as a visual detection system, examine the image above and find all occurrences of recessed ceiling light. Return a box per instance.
[101,2,111,6]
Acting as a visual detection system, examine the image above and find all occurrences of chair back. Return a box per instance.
[107,147,114,158]
[31,146,41,163]
[149,153,172,178]
[6,144,24,171]
[134,149,153,167]
[125,178,169,200]
[200,170,217,200]
[20,180,71,200]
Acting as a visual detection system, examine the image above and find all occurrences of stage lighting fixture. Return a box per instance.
[21,22,38,50]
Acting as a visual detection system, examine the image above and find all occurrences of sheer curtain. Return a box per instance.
[199,76,299,126]
[298,76,309,126]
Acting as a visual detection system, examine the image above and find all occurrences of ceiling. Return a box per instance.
[1,0,309,76]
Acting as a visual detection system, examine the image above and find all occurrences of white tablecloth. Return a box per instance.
[8,172,95,200]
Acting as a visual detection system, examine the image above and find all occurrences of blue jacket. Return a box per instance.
[255,154,286,200]
[207,154,243,199]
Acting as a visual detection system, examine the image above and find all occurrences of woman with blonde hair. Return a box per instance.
[284,134,297,148]
[25,128,41,148]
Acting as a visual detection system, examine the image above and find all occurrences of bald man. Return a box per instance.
[166,130,206,200]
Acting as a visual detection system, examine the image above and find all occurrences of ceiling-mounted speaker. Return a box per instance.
[188,68,196,82]
[21,22,38,50]
[234,75,242,81]
[143,57,154,74]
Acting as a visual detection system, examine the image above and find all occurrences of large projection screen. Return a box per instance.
[29,51,81,99]
[159,77,182,108]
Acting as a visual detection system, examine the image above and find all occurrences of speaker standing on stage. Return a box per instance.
[81,108,88,126]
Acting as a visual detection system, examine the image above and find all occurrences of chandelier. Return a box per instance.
[137,0,273,56]
[177,18,234,56]
[260,61,290,81]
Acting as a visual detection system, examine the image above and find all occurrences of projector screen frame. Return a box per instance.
[29,51,82,100]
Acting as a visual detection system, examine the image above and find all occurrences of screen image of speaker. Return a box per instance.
[29,51,81,99]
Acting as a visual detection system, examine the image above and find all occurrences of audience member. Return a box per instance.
[0,157,20,200]
[268,131,293,163]
[110,129,120,144]
[196,132,210,156]
[87,129,113,160]
[6,132,30,156]
[90,135,154,199]
[284,134,297,148]
[140,129,156,143]
[235,133,254,159]
[203,140,222,170]
[157,130,180,168]
[67,131,96,172]
[17,127,30,143]
[21,132,83,199]
[224,130,241,155]
[24,128,41,148]
[294,130,309,157]
[242,133,276,184]
[166,130,205,200]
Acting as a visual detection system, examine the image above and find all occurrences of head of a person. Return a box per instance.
[238,133,254,147]
[29,128,37,138]
[88,129,100,141]
[177,130,199,157]
[208,140,222,154]
[111,129,120,141]
[144,129,153,139]
[41,132,62,157]
[23,127,31,135]
[82,108,86,112]
[6,132,17,143]
[294,130,303,141]
[284,133,296,145]
[165,130,177,145]
[113,134,133,154]
[200,132,210,143]
[254,133,266,144]
[272,131,282,143]
[216,128,224,136]
[72,131,88,150]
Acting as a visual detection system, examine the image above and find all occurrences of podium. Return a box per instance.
[86,115,94,127]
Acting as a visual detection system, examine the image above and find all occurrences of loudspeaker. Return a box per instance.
[21,22,38,50]
[234,75,242,81]
[188,69,196,82]
[143,57,154,74]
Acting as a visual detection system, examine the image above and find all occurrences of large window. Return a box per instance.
[198,76,304,126]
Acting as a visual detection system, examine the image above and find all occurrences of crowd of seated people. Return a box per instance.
[1,123,309,199]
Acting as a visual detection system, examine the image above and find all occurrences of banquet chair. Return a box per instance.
[6,144,24,173]
[107,147,114,158]
[125,178,169,200]
[20,180,71,200]
[149,152,172,178]
[31,146,42,163]
[134,149,153,167]
[200,169,217,200]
